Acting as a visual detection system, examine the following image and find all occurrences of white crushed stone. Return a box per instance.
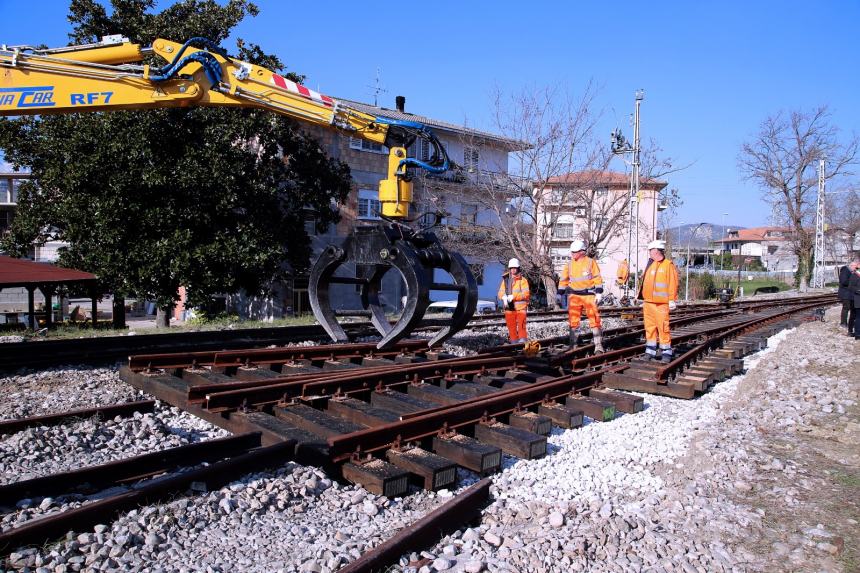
[2,305,851,573]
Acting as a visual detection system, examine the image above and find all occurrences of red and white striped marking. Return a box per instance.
[271,73,333,107]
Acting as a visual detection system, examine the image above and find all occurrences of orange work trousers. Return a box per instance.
[504,310,528,342]
[567,294,601,329]
[643,302,671,345]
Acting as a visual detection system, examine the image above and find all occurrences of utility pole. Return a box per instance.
[611,90,644,299]
[813,159,826,288]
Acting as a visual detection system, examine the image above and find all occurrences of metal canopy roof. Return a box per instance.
[0,256,97,288]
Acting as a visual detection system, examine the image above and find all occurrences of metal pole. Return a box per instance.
[813,159,826,288]
[632,91,643,296]
[686,223,705,301]
[685,243,690,301]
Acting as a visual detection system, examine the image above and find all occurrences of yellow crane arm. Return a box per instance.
[0,36,448,217]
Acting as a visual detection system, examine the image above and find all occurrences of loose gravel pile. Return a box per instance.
[1,307,856,573]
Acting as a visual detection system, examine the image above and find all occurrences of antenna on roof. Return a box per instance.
[366,67,387,106]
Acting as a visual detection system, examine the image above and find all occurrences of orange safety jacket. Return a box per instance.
[559,256,603,294]
[498,273,530,311]
[638,258,679,303]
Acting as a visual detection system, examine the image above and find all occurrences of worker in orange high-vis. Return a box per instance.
[638,239,679,362]
[498,258,530,343]
[557,240,604,351]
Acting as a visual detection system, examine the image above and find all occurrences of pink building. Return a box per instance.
[537,170,667,297]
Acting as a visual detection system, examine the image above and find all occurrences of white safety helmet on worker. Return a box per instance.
[508,258,521,268]
[648,239,666,250]
[569,240,586,252]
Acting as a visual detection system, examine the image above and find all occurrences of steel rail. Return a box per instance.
[337,478,491,573]
[0,400,155,435]
[0,440,294,552]
[128,339,430,372]
[652,300,829,381]
[327,367,617,462]
[0,433,262,505]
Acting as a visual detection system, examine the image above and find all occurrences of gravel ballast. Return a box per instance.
[1,308,856,572]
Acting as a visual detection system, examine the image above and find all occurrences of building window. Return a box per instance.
[553,223,575,239]
[10,179,23,203]
[463,146,479,171]
[0,210,11,232]
[460,203,478,226]
[767,245,778,255]
[349,137,386,154]
[573,206,587,217]
[357,189,382,219]
[594,186,609,197]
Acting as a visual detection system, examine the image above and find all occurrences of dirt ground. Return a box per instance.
[683,308,860,572]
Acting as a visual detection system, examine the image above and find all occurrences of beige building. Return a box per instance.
[538,170,667,297]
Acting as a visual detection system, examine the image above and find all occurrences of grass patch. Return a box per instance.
[832,469,860,489]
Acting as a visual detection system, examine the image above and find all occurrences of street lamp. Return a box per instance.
[718,212,728,273]
[677,221,685,254]
[686,222,707,301]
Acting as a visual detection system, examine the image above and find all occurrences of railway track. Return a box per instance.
[0,295,794,372]
[0,293,836,565]
[115,294,835,498]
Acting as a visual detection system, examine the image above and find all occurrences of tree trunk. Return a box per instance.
[155,306,172,328]
[543,275,560,310]
[112,296,126,329]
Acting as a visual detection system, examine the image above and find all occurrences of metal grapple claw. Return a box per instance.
[308,222,476,349]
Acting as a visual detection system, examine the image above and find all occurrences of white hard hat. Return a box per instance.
[569,240,586,252]
[508,258,521,268]
[648,239,667,250]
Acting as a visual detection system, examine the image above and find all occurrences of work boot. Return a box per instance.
[591,327,604,353]
[643,342,657,361]
[569,328,580,348]
[660,345,674,363]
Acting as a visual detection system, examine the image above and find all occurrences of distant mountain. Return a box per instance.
[665,223,746,249]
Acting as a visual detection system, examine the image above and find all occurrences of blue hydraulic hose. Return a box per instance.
[374,117,450,174]
[149,37,227,87]
[149,51,223,87]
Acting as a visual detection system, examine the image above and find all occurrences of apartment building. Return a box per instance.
[537,170,667,297]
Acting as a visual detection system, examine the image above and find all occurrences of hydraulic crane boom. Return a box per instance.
[0,36,477,348]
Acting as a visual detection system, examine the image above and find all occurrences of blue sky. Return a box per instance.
[1,0,858,228]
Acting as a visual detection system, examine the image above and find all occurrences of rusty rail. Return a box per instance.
[0,400,156,435]
[337,478,492,573]
[0,440,293,552]
[0,433,262,505]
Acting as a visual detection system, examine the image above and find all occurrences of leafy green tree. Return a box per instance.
[0,0,351,327]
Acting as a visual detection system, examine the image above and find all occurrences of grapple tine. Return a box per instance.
[376,246,430,349]
[308,245,350,343]
[427,251,478,347]
[358,264,393,337]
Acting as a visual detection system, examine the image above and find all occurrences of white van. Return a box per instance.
[426,299,497,315]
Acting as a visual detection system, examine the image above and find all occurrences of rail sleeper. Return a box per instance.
[370,389,437,415]
[537,402,584,429]
[273,403,365,439]
[474,421,547,460]
[565,396,616,422]
[509,411,553,436]
[341,458,410,497]
[407,383,471,406]
[385,446,458,491]
[432,434,502,476]
[326,397,401,427]
[588,389,644,414]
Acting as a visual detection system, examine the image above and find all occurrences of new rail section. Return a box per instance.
[0,294,836,566]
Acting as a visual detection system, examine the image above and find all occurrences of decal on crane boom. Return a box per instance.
[0,86,55,108]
